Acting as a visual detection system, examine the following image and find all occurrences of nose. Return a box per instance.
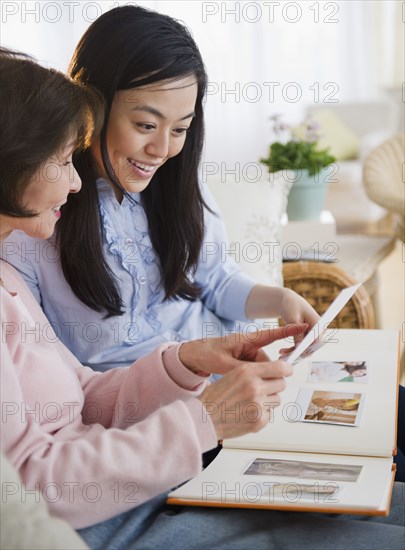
[145,131,170,160]
[69,165,82,193]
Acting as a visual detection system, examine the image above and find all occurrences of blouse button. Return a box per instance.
[139,276,147,285]
[125,238,133,244]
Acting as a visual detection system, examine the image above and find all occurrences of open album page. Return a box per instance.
[168,448,394,513]
[224,330,399,458]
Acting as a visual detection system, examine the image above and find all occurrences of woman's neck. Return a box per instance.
[0,215,12,242]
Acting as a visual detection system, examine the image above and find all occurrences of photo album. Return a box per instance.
[168,284,399,515]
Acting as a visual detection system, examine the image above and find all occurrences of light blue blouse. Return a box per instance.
[2,179,256,366]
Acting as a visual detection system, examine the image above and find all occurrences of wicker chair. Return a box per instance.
[363,134,405,243]
[363,134,405,376]
[282,261,375,329]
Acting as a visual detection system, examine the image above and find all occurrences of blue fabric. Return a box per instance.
[77,484,405,550]
[394,385,405,481]
[1,179,256,366]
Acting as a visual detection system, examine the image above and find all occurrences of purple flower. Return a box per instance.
[304,117,321,142]
[306,120,320,132]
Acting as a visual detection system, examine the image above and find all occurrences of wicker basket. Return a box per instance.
[282,261,375,329]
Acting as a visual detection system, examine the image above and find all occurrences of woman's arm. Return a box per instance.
[74,344,209,429]
[1,342,217,530]
[195,184,319,331]
[77,325,306,429]
[194,182,257,323]
[245,285,319,327]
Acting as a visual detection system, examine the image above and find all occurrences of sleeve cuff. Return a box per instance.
[222,272,257,321]
[163,344,209,391]
[185,398,218,453]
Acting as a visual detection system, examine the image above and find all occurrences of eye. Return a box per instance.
[135,123,156,132]
[173,127,190,136]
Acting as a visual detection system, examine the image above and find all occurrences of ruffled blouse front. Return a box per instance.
[1,178,256,366]
[97,179,162,342]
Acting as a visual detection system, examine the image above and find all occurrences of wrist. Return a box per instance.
[280,286,295,303]
[245,284,286,319]
[178,342,210,377]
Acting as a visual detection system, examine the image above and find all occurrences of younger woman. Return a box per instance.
[2,5,319,368]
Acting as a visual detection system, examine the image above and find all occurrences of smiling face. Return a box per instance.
[91,75,198,199]
[1,141,81,241]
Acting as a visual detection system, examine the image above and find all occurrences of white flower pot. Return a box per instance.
[286,168,331,221]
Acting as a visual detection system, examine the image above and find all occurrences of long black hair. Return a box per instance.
[57,5,208,317]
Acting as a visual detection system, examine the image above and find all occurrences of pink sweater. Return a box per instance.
[0,261,217,529]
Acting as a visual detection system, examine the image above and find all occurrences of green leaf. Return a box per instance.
[261,139,336,174]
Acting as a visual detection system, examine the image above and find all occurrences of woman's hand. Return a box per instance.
[279,287,319,329]
[178,324,307,376]
[245,285,320,346]
[179,325,304,440]
[199,359,292,440]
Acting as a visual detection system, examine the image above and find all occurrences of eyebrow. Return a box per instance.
[130,105,195,121]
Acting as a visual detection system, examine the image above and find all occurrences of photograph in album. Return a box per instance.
[244,458,362,482]
[296,389,365,426]
[307,361,368,384]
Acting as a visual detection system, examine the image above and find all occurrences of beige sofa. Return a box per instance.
[1,454,87,550]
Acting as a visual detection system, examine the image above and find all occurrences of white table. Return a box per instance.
[333,234,396,328]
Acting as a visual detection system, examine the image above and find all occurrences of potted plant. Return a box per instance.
[261,115,336,221]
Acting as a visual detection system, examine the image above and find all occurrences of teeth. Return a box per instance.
[129,159,156,172]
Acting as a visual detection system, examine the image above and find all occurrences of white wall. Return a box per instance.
[1,1,401,173]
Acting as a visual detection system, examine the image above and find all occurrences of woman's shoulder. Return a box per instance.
[0,260,41,322]
[1,259,28,290]
[1,232,59,289]
[1,230,56,257]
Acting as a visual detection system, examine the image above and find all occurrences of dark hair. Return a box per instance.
[0,48,103,218]
[344,362,366,375]
[59,5,209,317]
